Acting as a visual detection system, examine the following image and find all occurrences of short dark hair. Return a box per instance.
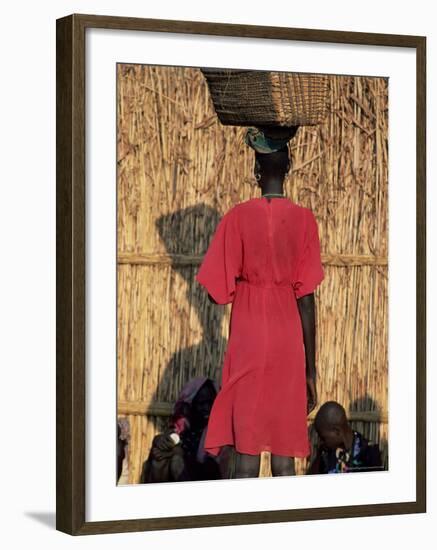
[314,401,348,431]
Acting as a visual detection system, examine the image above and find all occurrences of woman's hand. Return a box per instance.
[306,377,317,415]
[150,431,179,460]
[154,432,177,451]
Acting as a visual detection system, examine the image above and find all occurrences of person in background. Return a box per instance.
[117,417,130,483]
[308,401,384,474]
[140,376,235,482]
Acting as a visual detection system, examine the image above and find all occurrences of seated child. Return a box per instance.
[308,401,384,474]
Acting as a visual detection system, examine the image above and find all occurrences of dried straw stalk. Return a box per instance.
[117,65,388,482]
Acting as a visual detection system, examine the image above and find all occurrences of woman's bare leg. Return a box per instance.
[270,454,295,476]
[235,451,261,478]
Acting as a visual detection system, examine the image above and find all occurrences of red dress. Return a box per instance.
[195,197,325,458]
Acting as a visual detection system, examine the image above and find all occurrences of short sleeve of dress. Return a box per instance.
[195,208,243,305]
[293,209,325,300]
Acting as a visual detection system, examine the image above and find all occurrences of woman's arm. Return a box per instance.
[296,292,317,414]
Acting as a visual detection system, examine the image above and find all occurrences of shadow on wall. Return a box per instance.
[154,204,225,404]
[118,204,231,483]
[349,395,388,470]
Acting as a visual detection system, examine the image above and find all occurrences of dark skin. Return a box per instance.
[296,293,318,416]
[142,382,226,482]
[313,402,354,451]
[316,422,354,451]
[150,383,217,459]
[308,402,354,474]
[208,126,317,478]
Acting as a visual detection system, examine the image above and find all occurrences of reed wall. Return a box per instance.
[117,64,388,482]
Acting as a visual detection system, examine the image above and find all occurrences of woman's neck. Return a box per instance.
[261,186,284,195]
[260,177,285,195]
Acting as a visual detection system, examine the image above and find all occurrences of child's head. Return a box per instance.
[314,401,350,450]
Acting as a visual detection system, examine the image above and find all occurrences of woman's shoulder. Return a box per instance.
[294,203,315,216]
[222,200,252,218]
[226,199,314,219]
[231,197,296,210]
[294,204,319,227]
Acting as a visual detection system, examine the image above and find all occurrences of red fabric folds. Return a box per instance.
[195,209,243,305]
[195,198,325,458]
[292,209,325,300]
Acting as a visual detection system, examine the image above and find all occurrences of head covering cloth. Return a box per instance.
[169,376,218,463]
[244,126,290,154]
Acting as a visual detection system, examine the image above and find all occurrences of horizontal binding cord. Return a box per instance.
[117,252,388,267]
[118,400,388,423]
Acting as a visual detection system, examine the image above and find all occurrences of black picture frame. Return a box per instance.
[56,13,426,536]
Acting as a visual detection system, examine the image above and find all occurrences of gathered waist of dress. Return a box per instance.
[236,278,293,289]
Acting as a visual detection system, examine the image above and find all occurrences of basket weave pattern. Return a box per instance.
[201,68,329,126]
[271,72,329,126]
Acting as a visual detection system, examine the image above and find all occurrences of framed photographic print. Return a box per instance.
[56,13,426,536]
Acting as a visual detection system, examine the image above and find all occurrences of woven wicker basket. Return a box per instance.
[200,68,329,127]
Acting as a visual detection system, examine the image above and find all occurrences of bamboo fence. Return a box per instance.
[117,64,388,482]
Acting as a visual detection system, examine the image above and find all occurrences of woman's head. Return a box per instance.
[245,125,298,188]
[254,146,290,185]
[170,377,218,433]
